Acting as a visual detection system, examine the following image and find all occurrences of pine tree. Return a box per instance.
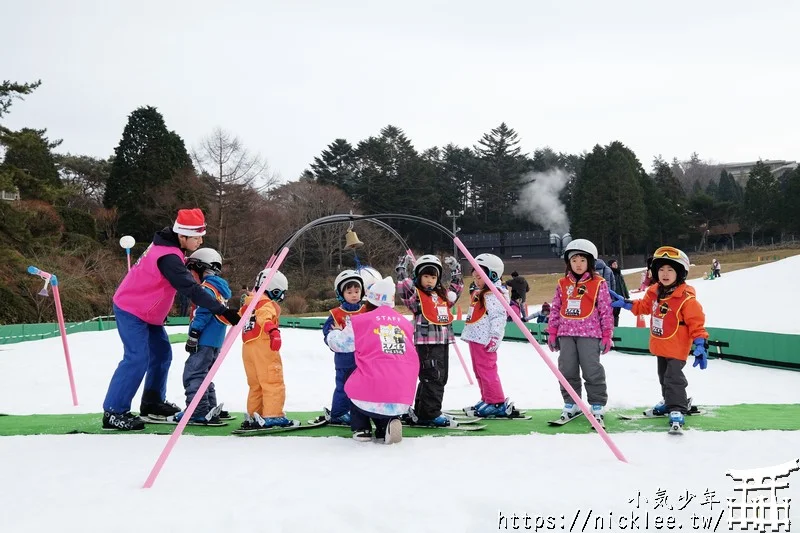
[473,122,528,227]
[1,128,62,200]
[717,170,743,204]
[310,138,356,194]
[742,160,780,245]
[104,106,198,238]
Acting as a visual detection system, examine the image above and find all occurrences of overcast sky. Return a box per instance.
[3,1,798,181]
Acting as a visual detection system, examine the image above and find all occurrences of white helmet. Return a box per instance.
[563,239,598,262]
[365,276,396,308]
[474,253,504,282]
[334,269,364,302]
[254,268,288,302]
[413,254,442,279]
[650,246,691,283]
[356,266,382,291]
[187,248,222,275]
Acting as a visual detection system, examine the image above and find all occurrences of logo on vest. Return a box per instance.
[376,324,406,355]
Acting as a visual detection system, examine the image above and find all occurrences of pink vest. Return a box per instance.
[113,244,184,325]
[344,308,420,404]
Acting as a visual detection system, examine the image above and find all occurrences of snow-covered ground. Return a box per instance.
[1,257,799,533]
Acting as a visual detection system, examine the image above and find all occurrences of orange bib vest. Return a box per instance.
[190,281,232,325]
[330,304,367,329]
[416,288,454,325]
[650,291,694,340]
[465,292,487,324]
[558,275,604,320]
[242,299,280,343]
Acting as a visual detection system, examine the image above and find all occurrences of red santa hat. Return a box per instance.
[173,208,207,237]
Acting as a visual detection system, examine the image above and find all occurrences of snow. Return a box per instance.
[1,257,799,533]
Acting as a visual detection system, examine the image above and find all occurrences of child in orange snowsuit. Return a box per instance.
[611,246,709,429]
[239,268,291,430]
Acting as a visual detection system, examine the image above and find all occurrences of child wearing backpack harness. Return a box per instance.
[547,239,614,427]
[173,248,233,425]
[320,269,370,425]
[326,277,420,444]
[610,246,709,429]
[238,268,292,430]
[395,253,463,427]
[461,253,517,417]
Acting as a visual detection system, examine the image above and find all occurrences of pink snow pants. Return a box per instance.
[468,341,505,404]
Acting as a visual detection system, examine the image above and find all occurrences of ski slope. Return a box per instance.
[1,256,799,533]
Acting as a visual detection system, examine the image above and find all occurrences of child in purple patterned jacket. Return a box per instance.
[547,238,614,427]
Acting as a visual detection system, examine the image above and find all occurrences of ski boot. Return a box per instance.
[326,408,351,426]
[253,413,294,429]
[560,403,581,421]
[172,410,222,426]
[668,411,685,434]
[239,414,257,430]
[139,390,180,422]
[462,400,486,416]
[644,399,668,417]
[407,408,457,427]
[591,404,605,429]
[475,400,514,418]
[102,411,145,431]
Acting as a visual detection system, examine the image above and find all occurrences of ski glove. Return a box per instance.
[485,337,500,352]
[609,290,632,310]
[547,331,559,352]
[444,256,461,277]
[185,328,201,353]
[692,338,708,370]
[221,307,241,326]
[599,335,613,355]
[265,323,282,351]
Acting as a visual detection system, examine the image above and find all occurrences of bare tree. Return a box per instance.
[193,127,276,254]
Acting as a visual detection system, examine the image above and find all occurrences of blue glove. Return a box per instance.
[692,338,708,370]
[609,290,632,310]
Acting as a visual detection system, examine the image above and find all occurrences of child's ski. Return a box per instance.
[668,423,684,435]
[451,413,532,421]
[405,423,486,432]
[547,412,585,426]
[231,419,326,436]
[144,416,229,427]
[444,409,527,417]
[618,406,703,421]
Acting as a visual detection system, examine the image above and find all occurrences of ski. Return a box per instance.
[618,407,703,421]
[668,423,684,435]
[306,407,351,427]
[405,423,486,432]
[231,419,327,436]
[547,412,585,426]
[444,409,527,417]
[451,413,532,421]
[403,417,483,427]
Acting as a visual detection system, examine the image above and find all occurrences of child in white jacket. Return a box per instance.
[460,254,516,418]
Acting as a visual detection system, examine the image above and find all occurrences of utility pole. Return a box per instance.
[445,209,464,258]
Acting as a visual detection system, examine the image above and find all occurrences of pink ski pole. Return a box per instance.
[405,250,473,385]
[453,239,627,463]
[143,247,289,488]
[27,266,78,406]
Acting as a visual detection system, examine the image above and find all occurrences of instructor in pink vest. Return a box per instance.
[327,277,419,445]
[102,209,241,431]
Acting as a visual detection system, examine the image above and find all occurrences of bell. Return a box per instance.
[344,229,364,249]
[38,279,50,297]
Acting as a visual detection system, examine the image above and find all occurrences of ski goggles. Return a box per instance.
[653,246,683,260]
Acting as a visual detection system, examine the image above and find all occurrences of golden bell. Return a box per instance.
[344,229,364,249]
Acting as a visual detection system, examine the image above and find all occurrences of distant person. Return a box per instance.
[607,259,629,327]
[712,259,721,278]
[505,271,530,319]
[594,258,616,293]
[102,209,241,431]
[525,301,550,324]
[610,246,709,432]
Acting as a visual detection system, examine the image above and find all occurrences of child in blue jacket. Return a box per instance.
[175,248,232,425]
[319,269,368,425]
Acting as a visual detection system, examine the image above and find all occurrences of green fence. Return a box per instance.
[2,316,798,372]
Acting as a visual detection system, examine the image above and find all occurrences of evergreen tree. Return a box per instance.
[0,80,41,122]
[104,106,198,238]
[1,128,62,201]
[705,179,719,199]
[717,170,743,204]
[650,161,688,244]
[783,167,800,236]
[742,160,780,245]
[473,123,528,227]
[309,138,356,194]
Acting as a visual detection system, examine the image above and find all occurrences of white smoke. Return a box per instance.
[513,169,570,235]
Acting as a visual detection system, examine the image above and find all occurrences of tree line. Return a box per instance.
[1,79,798,322]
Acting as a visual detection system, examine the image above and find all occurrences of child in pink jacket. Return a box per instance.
[547,239,614,427]
[326,277,419,445]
